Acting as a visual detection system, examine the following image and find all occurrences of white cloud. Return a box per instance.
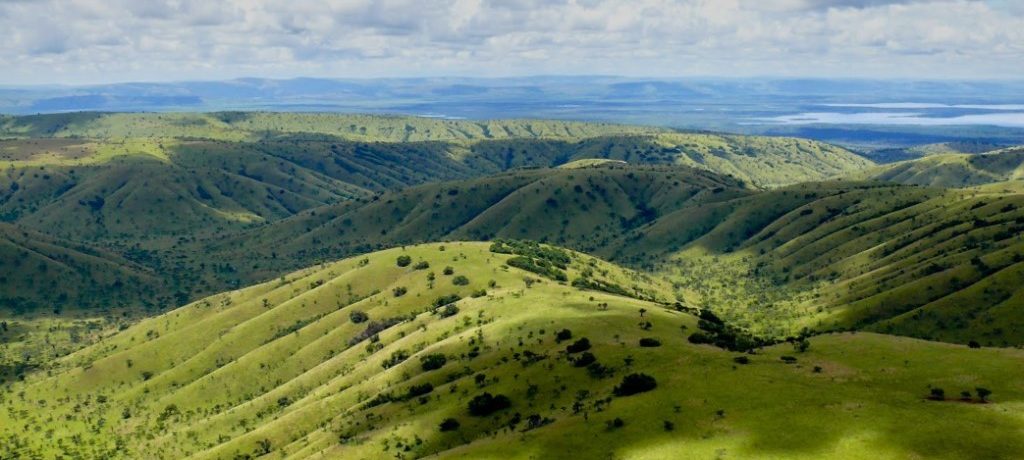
[0,0,1020,84]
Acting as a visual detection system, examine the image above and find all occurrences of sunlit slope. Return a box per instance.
[644,182,1024,345]
[0,112,664,142]
[848,146,1024,187]
[2,243,1022,459]
[0,223,164,311]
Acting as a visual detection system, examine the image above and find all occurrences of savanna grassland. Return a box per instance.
[1,112,1023,459]
[2,243,1022,459]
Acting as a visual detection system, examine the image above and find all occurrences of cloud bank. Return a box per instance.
[1,0,1021,84]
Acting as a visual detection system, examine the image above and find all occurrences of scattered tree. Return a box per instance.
[613,373,657,396]
[396,255,412,267]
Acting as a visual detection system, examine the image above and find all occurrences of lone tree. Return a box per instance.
[420,353,447,371]
[439,418,460,432]
[555,329,572,343]
[566,338,591,354]
[976,387,992,403]
[929,388,945,401]
[613,373,657,396]
[397,255,412,267]
[468,393,511,416]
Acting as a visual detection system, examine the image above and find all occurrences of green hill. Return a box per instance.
[0,223,164,312]
[847,147,1024,188]
[2,243,1022,459]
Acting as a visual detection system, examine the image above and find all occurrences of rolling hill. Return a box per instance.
[847,146,1024,187]
[0,222,164,312]
[2,243,1022,459]
[190,163,1024,346]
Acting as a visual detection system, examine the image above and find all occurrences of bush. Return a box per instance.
[566,338,591,354]
[443,266,455,275]
[468,393,511,416]
[573,352,597,368]
[613,373,657,396]
[392,286,407,297]
[439,418,460,432]
[433,294,461,307]
[555,329,572,343]
[587,362,614,379]
[437,304,460,318]
[780,356,797,364]
[406,383,434,398]
[397,255,412,267]
[968,340,981,349]
[639,338,661,347]
[452,275,470,286]
[976,387,992,402]
[349,310,369,324]
[414,261,430,270]
[421,353,447,371]
[929,388,945,401]
[381,349,410,369]
[606,417,625,430]
[733,356,750,365]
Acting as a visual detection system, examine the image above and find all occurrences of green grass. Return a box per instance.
[847,146,1024,187]
[2,243,1022,459]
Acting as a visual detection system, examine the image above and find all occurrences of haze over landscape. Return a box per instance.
[2,1,1024,459]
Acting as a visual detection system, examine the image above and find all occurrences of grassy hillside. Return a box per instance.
[847,146,1024,187]
[2,243,1022,459]
[199,165,750,286]
[0,223,164,312]
[0,112,665,142]
[640,182,1024,345]
[866,140,1011,163]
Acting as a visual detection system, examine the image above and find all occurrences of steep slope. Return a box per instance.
[2,243,1022,459]
[848,146,1024,188]
[192,165,1024,346]
[197,165,750,286]
[636,182,1024,345]
[0,223,164,311]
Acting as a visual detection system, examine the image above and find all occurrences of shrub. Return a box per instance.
[349,310,369,324]
[968,340,981,349]
[733,356,750,365]
[929,388,945,401]
[452,275,470,286]
[392,286,407,297]
[406,383,434,398]
[396,255,412,267]
[434,294,461,307]
[663,420,675,431]
[605,417,625,430]
[793,338,810,353]
[613,373,657,396]
[555,329,572,343]
[437,304,460,318]
[780,356,797,364]
[443,266,455,275]
[639,338,661,347]
[566,338,591,354]
[381,349,411,369]
[439,418,460,432]
[587,362,614,379]
[976,387,992,402]
[421,353,447,371]
[468,393,511,416]
[414,261,430,270]
[573,352,597,368]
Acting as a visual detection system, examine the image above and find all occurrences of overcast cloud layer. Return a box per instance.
[1,0,1022,84]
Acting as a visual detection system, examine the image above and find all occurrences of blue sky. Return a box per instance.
[1,0,1022,84]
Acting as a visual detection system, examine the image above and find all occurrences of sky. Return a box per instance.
[1,0,1023,85]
